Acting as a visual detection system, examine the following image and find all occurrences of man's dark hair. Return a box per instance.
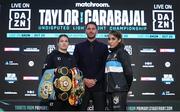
[85,21,97,29]
[57,34,69,43]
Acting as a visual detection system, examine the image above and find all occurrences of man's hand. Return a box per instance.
[84,78,97,88]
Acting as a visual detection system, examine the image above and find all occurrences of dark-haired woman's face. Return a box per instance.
[58,36,69,50]
[108,34,121,48]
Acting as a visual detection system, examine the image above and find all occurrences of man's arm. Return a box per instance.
[73,44,80,67]
[94,45,109,82]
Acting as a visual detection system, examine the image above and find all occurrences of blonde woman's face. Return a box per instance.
[108,34,121,48]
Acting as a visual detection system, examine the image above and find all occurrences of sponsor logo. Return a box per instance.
[165,61,171,68]
[4,47,20,52]
[23,46,40,52]
[141,77,156,81]
[160,48,175,53]
[57,57,61,61]
[142,92,155,96]
[161,91,175,96]
[67,45,75,55]
[47,45,56,55]
[4,91,18,95]
[28,61,34,67]
[9,3,31,30]
[87,100,94,111]
[5,60,19,66]
[23,76,39,80]
[128,91,135,97]
[5,73,17,83]
[153,9,174,31]
[131,63,135,67]
[142,62,154,68]
[113,96,119,104]
[124,45,132,55]
[24,90,37,96]
[75,2,110,8]
[140,48,156,53]
[133,77,137,82]
[162,74,174,84]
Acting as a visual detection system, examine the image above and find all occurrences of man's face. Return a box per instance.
[85,24,98,39]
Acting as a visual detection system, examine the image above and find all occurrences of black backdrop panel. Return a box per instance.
[0,0,179,111]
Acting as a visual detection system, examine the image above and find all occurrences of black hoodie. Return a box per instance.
[105,43,133,92]
[42,50,76,76]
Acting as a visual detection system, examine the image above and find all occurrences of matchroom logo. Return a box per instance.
[152,10,174,31]
[9,3,31,30]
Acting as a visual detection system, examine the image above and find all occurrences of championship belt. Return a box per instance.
[38,66,85,104]
[58,92,69,101]
[54,66,72,101]
[38,69,56,100]
[54,76,72,92]
[56,66,69,76]
[40,81,53,99]
[69,67,85,106]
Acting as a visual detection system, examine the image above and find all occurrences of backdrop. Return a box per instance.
[0,0,179,111]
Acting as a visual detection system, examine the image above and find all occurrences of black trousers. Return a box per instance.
[106,92,128,111]
[79,91,105,111]
[40,100,78,111]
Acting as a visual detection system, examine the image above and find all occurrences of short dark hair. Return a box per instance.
[57,34,69,43]
[85,21,97,29]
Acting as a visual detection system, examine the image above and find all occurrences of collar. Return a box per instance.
[54,50,70,56]
[109,43,124,52]
[86,39,97,46]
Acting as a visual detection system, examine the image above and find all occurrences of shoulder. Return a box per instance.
[96,40,108,48]
[96,40,106,46]
[75,40,87,48]
[46,50,60,60]
[117,48,130,60]
[48,50,58,56]
[76,40,87,46]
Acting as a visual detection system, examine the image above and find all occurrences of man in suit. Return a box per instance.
[73,22,108,110]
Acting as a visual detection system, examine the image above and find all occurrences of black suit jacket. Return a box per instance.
[73,39,108,92]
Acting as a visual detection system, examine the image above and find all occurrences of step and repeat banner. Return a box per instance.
[0,0,179,111]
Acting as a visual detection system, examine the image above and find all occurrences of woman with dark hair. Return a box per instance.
[105,30,133,111]
[40,34,78,111]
